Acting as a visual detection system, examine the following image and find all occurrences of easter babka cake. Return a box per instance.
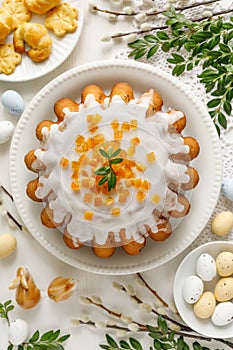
[24,82,200,258]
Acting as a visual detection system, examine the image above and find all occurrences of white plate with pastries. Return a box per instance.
[0,0,84,82]
[9,60,222,274]
[174,241,233,339]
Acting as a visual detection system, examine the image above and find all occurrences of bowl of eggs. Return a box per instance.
[173,241,233,338]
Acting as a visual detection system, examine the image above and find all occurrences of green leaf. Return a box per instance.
[99,148,110,159]
[7,345,13,350]
[94,166,111,175]
[153,340,162,350]
[218,112,227,129]
[219,43,231,53]
[57,334,71,343]
[193,342,203,350]
[98,175,109,186]
[207,98,221,108]
[99,345,110,350]
[106,334,118,348]
[29,330,40,342]
[144,35,158,43]
[172,64,185,76]
[4,300,13,307]
[157,31,169,40]
[110,158,123,165]
[40,330,55,341]
[128,39,147,48]
[119,340,131,349]
[129,337,143,350]
[223,99,232,115]
[147,45,159,59]
[109,172,116,190]
[111,148,121,158]
[134,48,147,60]
[177,337,185,350]
[161,42,171,52]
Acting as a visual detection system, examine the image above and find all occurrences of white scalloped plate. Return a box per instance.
[0,0,84,82]
[9,60,222,274]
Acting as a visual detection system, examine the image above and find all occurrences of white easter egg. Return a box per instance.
[182,275,204,304]
[1,90,24,116]
[211,302,233,326]
[8,319,29,345]
[0,121,14,144]
[196,253,216,281]
[211,211,233,236]
[222,178,233,201]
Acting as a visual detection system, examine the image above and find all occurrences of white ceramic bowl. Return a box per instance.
[174,241,233,339]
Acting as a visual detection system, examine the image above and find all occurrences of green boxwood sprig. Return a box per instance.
[128,6,233,135]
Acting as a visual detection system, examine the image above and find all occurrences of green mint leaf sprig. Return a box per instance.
[0,300,14,326]
[94,147,123,192]
[99,316,211,350]
[128,6,233,135]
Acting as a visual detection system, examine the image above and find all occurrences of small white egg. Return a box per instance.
[0,121,14,144]
[0,233,17,258]
[182,275,204,304]
[216,251,233,277]
[222,178,233,201]
[1,90,24,116]
[8,319,29,345]
[196,253,216,281]
[211,211,233,236]
[211,302,233,326]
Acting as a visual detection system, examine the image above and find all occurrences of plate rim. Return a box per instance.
[173,241,233,338]
[0,0,84,83]
[9,59,222,274]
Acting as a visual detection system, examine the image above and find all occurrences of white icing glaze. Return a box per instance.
[33,91,192,246]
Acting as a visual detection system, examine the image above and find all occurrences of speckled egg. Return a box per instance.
[0,233,17,258]
[211,211,233,236]
[216,251,233,277]
[214,277,233,302]
[8,319,29,345]
[1,90,24,116]
[193,291,216,319]
[222,177,233,201]
[182,275,204,304]
[196,253,216,281]
[211,302,233,326]
[0,121,14,144]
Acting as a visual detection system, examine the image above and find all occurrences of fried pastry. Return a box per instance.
[25,83,200,258]
[13,22,52,62]
[45,2,78,37]
[2,0,31,30]
[24,0,60,14]
[0,44,21,75]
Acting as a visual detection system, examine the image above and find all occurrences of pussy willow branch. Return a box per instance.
[136,273,168,307]
[0,185,24,231]
[110,8,233,39]
[92,0,220,17]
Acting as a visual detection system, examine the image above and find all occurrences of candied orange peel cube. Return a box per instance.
[84,211,93,220]
[141,179,151,190]
[136,191,146,202]
[130,120,138,129]
[104,197,114,206]
[151,194,161,204]
[127,146,135,156]
[94,196,103,207]
[114,129,122,139]
[59,157,69,168]
[146,152,156,163]
[112,207,120,216]
[136,162,146,172]
[111,119,119,130]
[71,181,80,191]
[121,122,130,131]
[84,193,93,203]
[130,137,140,145]
[93,133,105,146]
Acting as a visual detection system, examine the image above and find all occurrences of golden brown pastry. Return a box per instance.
[24,0,60,14]
[45,2,78,37]
[54,98,79,121]
[2,0,31,30]
[0,44,21,75]
[0,8,12,44]
[13,22,52,62]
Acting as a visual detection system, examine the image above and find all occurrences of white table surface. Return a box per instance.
[0,1,231,349]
